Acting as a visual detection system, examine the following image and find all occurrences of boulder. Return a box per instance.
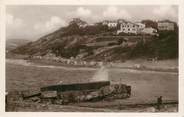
[30,97,41,103]
[41,91,57,98]
[53,99,63,105]
[99,86,113,96]
[86,91,100,100]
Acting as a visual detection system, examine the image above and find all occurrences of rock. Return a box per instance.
[99,86,112,96]
[22,89,41,98]
[54,99,63,105]
[145,107,156,112]
[77,95,86,102]
[86,91,99,100]
[59,91,80,103]
[31,97,41,103]
[41,91,57,98]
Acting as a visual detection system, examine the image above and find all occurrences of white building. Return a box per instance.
[158,20,175,31]
[117,21,139,34]
[108,21,117,28]
[102,20,117,28]
[141,27,158,35]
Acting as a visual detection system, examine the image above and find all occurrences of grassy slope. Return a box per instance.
[11,22,178,61]
[129,31,178,59]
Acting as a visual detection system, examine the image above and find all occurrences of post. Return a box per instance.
[157,96,163,110]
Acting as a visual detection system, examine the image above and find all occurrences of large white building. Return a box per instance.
[102,19,159,35]
[117,21,141,34]
[117,21,159,35]
[158,20,175,31]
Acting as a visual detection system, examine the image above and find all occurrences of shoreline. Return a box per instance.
[6,58,178,74]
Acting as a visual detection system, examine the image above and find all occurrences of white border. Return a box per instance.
[0,1,6,115]
[179,0,184,115]
[0,0,183,117]
[0,0,181,5]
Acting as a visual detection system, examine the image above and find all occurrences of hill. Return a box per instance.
[10,19,178,61]
[6,39,30,51]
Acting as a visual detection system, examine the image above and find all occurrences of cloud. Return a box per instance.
[34,16,67,34]
[67,7,94,21]
[67,6,132,23]
[6,14,24,27]
[102,6,132,20]
[76,7,92,17]
[153,6,178,21]
[6,14,26,39]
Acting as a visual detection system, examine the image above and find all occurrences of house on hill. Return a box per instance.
[117,21,140,34]
[102,20,118,28]
[70,18,88,28]
[117,21,158,36]
[158,20,175,31]
[117,19,127,24]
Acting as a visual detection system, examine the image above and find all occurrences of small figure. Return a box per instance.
[157,96,163,110]
[127,86,131,97]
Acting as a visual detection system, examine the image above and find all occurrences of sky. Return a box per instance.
[6,5,178,40]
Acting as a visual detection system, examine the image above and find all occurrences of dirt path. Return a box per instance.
[6,59,178,75]
[6,59,96,71]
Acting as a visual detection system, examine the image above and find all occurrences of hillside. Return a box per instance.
[10,19,178,61]
[129,31,178,59]
[6,39,30,51]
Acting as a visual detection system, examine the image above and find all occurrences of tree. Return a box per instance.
[141,20,158,29]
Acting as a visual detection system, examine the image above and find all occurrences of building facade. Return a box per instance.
[102,20,117,28]
[107,21,118,28]
[158,21,175,31]
[117,22,139,34]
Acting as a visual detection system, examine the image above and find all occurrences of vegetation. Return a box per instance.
[141,20,158,29]
[10,18,178,61]
[62,22,114,36]
[129,31,178,59]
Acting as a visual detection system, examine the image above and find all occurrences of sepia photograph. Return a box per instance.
[5,5,178,112]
